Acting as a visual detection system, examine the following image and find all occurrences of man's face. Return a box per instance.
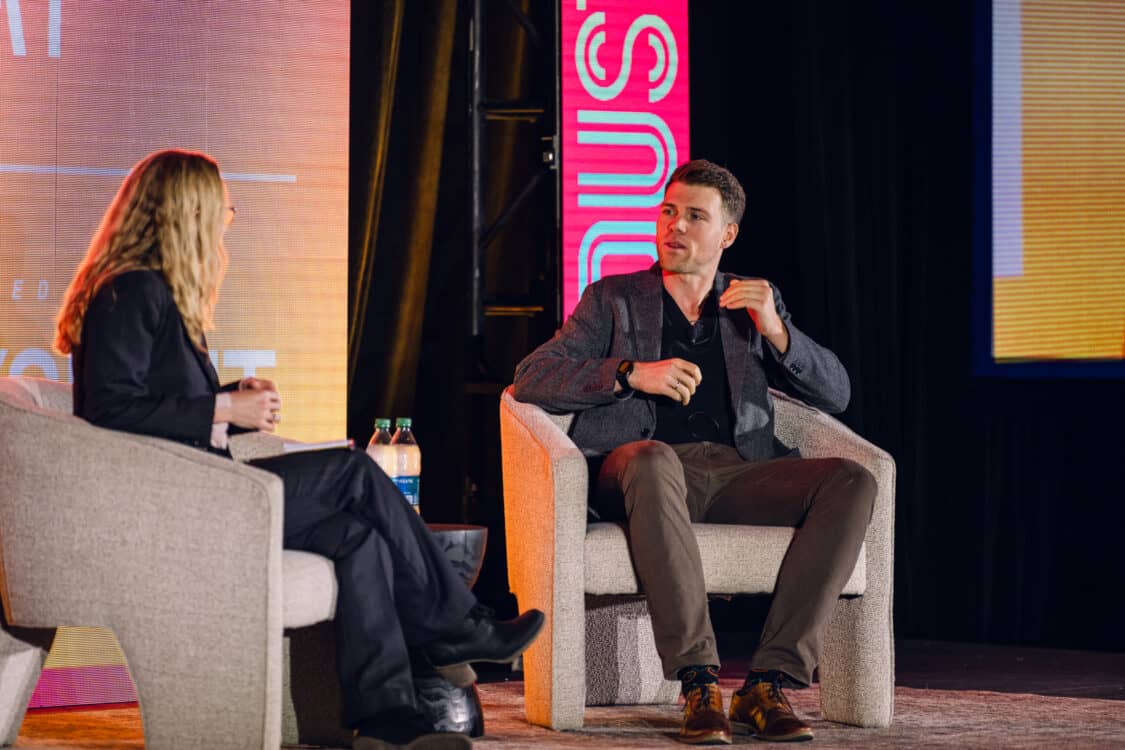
[657,181,738,278]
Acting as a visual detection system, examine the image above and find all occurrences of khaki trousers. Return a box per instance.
[593,441,875,684]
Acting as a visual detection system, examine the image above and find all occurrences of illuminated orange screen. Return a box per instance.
[0,2,349,440]
[993,0,1125,361]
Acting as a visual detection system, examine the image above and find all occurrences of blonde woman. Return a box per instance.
[57,149,542,750]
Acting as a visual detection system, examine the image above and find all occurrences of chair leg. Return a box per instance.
[818,596,894,728]
[0,626,52,746]
[281,623,351,747]
[115,620,281,750]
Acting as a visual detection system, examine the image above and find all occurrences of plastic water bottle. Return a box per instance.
[365,418,396,477]
[390,417,422,514]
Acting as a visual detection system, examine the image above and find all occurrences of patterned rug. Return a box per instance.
[17,678,1125,748]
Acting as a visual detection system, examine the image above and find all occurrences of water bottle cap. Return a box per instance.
[374,418,391,429]
[395,417,412,428]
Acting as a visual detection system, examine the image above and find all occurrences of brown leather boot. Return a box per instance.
[678,684,732,745]
[729,678,813,742]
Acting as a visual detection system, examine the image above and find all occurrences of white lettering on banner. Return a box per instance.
[211,349,277,379]
[2,0,61,57]
[0,347,59,380]
[0,348,72,382]
[0,348,275,383]
[575,12,677,103]
[562,1,688,316]
[9,279,51,300]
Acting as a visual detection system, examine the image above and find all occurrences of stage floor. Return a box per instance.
[17,640,1125,749]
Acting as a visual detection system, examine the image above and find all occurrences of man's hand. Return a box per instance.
[238,376,278,393]
[719,278,790,353]
[220,389,282,431]
[626,358,703,406]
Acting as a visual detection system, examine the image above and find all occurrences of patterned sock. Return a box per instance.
[739,668,784,694]
[677,664,721,696]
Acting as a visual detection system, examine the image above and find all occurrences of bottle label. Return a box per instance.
[393,476,421,511]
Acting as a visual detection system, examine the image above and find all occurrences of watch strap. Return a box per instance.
[615,359,635,397]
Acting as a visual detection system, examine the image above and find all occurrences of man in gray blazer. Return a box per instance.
[513,160,875,745]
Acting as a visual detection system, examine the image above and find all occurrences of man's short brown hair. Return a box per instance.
[666,159,746,224]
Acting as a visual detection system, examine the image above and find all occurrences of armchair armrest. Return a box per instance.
[771,389,892,467]
[770,388,896,727]
[770,385,894,559]
[0,398,286,746]
[499,388,589,728]
[0,403,285,628]
[229,430,292,462]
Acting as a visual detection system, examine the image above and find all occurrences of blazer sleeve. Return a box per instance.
[511,280,623,412]
[78,273,216,443]
[763,284,851,414]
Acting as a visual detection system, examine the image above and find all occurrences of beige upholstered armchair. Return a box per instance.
[499,386,895,730]
[0,376,349,749]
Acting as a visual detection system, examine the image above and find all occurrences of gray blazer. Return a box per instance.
[512,264,851,461]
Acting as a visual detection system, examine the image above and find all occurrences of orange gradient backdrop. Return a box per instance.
[993,0,1125,361]
[1,1,349,440]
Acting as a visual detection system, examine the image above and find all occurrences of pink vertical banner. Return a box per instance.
[560,0,690,320]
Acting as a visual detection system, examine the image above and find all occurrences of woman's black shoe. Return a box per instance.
[423,605,545,671]
[414,674,485,738]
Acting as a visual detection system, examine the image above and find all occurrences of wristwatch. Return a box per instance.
[615,359,635,396]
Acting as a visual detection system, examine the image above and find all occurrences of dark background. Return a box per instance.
[347,0,1125,654]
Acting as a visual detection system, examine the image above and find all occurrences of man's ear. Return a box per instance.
[721,222,739,250]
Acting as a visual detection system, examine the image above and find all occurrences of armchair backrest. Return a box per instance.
[0,376,74,416]
[544,411,573,434]
[0,376,81,624]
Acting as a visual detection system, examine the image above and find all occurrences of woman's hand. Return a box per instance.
[216,389,282,431]
[238,376,278,393]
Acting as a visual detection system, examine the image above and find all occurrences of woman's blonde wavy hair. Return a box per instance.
[55,149,228,354]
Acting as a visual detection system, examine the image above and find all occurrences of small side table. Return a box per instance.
[426,524,488,588]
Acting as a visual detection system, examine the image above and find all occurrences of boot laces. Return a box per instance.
[764,675,793,713]
[688,684,719,711]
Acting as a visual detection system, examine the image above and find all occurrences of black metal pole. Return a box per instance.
[468,0,485,340]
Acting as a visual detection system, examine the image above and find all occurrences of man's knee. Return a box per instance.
[826,458,877,524]
[618,440,681,483]
[615,441,686,512]
[623,439,678,464]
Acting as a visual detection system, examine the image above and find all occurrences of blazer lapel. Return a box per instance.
[716,271,751,411]
[192,334,221,393]
[630,264,664,362]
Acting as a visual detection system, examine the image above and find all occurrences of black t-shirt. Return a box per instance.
[649,288,736,447]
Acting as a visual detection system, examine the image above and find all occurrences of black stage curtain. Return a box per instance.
[348,1,550,611]
[349,0,459,429]
[692,0,1124,651]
